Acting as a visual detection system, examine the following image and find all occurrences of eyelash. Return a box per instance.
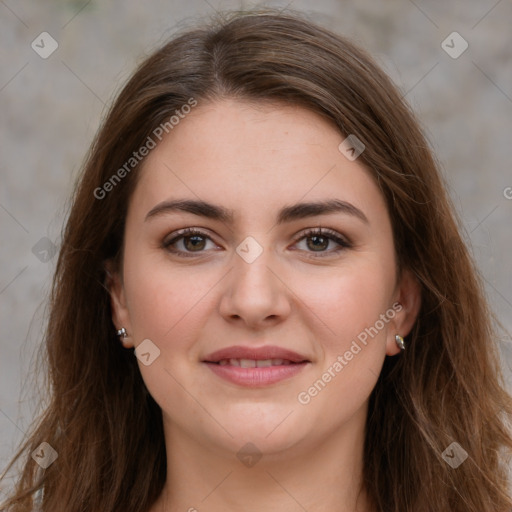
[162,227,352,259]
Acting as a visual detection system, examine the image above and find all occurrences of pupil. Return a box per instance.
[185,235,205,251]
[308,235,327,251]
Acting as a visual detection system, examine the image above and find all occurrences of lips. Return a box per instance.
[202,345,311,387]
[202,345,310,364]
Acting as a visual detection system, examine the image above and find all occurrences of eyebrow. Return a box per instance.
[145,198,369,225]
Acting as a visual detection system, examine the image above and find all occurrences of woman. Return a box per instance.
[1,8,511,512]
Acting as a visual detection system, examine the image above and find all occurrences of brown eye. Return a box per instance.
[293,228,352,257]
[182,234,207,251]
[163,228,218,257]
[306,234,329,251]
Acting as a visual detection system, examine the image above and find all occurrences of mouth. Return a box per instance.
[209,358,306,367]
[202,347,311,386]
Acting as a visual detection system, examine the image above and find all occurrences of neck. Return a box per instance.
[155,407,373,512]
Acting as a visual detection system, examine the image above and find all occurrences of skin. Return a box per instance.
[108,98,421,512]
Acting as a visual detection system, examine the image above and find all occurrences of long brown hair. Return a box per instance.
[1,8,511,512]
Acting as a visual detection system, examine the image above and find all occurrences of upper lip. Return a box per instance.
[202,345,310,363]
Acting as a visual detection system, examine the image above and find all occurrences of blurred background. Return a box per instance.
[1,0,511,494]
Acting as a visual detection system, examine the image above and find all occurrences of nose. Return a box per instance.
[218,246,291,329]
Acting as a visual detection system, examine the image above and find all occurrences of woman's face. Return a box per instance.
[109,98,420,457]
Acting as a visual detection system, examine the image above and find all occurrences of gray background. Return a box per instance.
[1,0,511,496]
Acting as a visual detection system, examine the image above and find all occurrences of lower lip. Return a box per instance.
[203,362,309,387]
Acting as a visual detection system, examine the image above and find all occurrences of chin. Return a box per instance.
[213,414,307,453]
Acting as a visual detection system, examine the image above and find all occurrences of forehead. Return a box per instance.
[129,98,389,228]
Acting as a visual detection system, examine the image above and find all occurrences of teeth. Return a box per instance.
[217,358,294,367]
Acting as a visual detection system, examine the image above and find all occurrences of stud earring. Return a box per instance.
[395,334,405,350]
[116,327,127,339]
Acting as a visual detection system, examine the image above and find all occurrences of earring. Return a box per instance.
[116,327,127,339]
[395,334,405,350]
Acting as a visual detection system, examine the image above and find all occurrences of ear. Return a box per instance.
[104,259,134,348]
[385,268,422,356]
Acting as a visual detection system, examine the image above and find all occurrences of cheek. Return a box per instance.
[293,260,393,348]
[122,253,213,402]
[122,247,212,344]
[292,261,394,415]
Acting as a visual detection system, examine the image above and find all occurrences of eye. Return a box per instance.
[162,226,352,259]
[162,228,219,257]
[292,227,352,258]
